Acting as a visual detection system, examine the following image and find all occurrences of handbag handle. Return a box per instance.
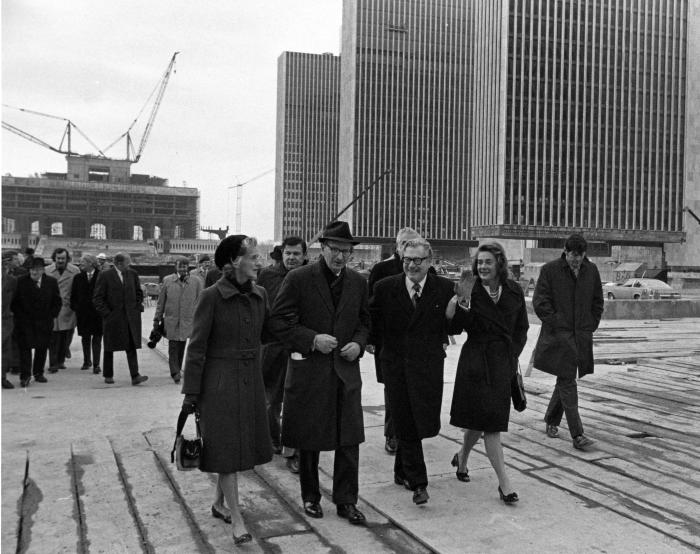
[171,408,201,463]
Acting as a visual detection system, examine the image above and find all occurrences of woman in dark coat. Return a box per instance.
[446,242,529,503]
[181,235,272,545]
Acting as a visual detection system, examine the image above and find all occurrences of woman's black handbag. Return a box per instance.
[171,408,202,471]
[511,365,527,412]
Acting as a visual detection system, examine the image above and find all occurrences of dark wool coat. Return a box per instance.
[70,270,102,336]
[11,275,62,349]
[449,279,529,432]
[270,261,370,451]
[93,267,144,352]
[182,278,273,473]
[369,273,455,440]
[532,255,604,379]
[257,263,290,389]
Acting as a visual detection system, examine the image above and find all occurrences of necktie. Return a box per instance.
[412,283,421,307]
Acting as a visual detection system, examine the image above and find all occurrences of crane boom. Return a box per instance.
[2,121,67,154]
[134,52,179,162]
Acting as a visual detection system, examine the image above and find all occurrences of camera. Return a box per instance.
[147,320,166,348]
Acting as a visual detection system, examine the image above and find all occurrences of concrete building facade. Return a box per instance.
[469,0,689,248]
[274,52,341,241]
[338,0,473,245]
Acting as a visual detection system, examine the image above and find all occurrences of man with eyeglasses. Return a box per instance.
[367,227,420,454]
[368,237,454,505]
[270,221,370,525]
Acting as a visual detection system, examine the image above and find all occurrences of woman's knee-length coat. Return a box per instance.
[182,277,273,473]
[449,279,529,432]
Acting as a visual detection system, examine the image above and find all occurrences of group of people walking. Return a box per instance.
[178,223,604,547]
[2,248,151,388]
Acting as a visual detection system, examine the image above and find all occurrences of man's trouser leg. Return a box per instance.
[81,336,92,366]
[395,439,427,490]
[168,340,186,377]
[92,334,102,369]
[49,330,67,368]
[332,444,360,505]
[299,449,321,503]
[103,351,114,379]
[545,375,583,438]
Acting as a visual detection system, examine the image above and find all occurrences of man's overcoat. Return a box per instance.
[270,261,370,451]
[532,254,604,379]
[11,275,62,349]
[369,272,454,440]
[45,263,80,331]
[70,269,102,336]
[154,273,202,341]
[93,267,144,351]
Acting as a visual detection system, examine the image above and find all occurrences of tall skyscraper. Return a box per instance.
[469,0,688,246]
[275,52,341,241]
[338,0,472,244]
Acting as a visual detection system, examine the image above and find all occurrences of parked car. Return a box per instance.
[603,279,681,300]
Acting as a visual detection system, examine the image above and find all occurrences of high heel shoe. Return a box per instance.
[498,486,519,504]
[233,533,252,546]
[211,504,232,524]
[450,452,470,482]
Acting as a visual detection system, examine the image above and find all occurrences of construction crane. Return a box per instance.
[227,168,275,233]
[2,52,179,164]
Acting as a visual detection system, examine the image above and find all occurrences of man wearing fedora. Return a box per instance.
[270,221,370,525]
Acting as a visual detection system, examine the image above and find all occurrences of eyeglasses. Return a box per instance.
[327,246,353,257]
[402,256,429,266]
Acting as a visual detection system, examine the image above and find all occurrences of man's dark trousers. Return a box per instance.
[299,446,359,505]
[103,334,139,379]
[19,347,48,381]
[394,439,428,490]
[81,334,102,368]
[49,329,71,367]
[168,340,186,377]
[545,376,584,438]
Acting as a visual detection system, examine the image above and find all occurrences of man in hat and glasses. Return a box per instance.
[270,221,370,525]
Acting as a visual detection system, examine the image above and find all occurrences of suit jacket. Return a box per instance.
[45,263,80,331]
[93,267,144,351]
[11,275,61,349]
[369,272,455,439]
[269,260,370,450]
[70,270,102,336]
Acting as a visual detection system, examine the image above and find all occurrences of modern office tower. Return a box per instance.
[469,0,688,246]
[338,0,472,245]
[275,52,341,241]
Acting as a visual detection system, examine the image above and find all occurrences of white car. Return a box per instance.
[603,279,681,300]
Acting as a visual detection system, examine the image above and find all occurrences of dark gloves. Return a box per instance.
[182,394,199,414]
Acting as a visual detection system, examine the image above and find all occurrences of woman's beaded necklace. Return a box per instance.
[483,282,502,303]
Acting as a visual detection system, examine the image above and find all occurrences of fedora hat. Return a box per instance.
[319,221,359,245]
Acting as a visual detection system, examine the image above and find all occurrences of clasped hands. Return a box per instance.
[313,334,360,361]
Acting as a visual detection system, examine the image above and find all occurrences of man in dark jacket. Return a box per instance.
[368,238,454,505]
[257,236,307,471]
[532,234,604,450]
[70,255,103,374]
[2,251,19,388]
[270,221,370,525]
[93,252,148,386]
[11,257,62,387]
[367,227,420,454]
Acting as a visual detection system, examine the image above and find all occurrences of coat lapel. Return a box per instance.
[312,263,335,315]
[393,274,415,319]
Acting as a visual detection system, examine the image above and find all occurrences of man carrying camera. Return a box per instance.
[153,257,202,383]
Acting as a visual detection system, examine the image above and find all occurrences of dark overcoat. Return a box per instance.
[257,263,290,390]
[367,253,403,383]
[270,261,370,451]
[93,267,144,352]
[449,279,529,432]
[182,278,273,473]
[532,255,603,379]
[70,270,102,336]
[11,275,62,349]
[369,272,455,440]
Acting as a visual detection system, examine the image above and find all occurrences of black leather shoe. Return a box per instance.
[211,504,231,524]
[336,504,366,525]
[81,363,91,370]
[385,437,397,454]
[498,486,519,504]
[104,377,115,384]
[413,487,429,505]
[34,375,47,383]
[451,452,470,482]
[131,375,149,386]
[48,367,59,374]
[394,475,411,490]
[303,501,323,518]
[286,455,300,474]
[93,366,101,374]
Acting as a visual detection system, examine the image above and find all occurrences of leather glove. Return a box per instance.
[182,394,199,414]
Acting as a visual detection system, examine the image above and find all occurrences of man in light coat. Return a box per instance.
[93,252,148,386]
[270,221,370,525]
[532,234,604,450]
[154,257,202,383]
[45,248,80,372]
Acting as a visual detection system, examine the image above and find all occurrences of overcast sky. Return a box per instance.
[2,0,343,241]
